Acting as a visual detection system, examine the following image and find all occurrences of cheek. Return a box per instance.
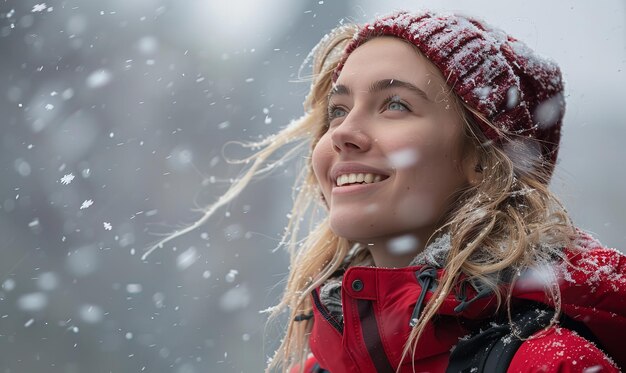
[393,182,441,227]
[311,136,332,186]
[391,156,463,227]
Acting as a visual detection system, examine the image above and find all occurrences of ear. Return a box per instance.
[461,144,484,187]
[316,184,330,209]
[320,190,329,209]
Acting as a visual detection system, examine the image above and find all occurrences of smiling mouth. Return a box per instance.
[336,173,389,187]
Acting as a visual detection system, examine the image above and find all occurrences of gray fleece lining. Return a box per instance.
[319,234,452,324]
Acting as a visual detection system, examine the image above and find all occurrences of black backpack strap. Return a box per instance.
[447,305,555,373]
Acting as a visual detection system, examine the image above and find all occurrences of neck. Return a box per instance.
[362,234,428,268]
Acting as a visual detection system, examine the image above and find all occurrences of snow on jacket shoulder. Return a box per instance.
[296,232,625,373]
[513,233,626,370]
[508,325,617,372]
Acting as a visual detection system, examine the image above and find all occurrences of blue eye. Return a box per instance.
[328,106,348,120]
[388,100,409,111]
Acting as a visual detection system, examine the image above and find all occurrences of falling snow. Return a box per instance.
[0,3,623,372]
[17,292,48,312]
[387,148,418,169]
[37,272,59,291]
[219,285,250,311]
[86,69,112,88]
[60,173,75,185]
[534,95,564,129]
[126,283,143,294]
[176,247,198,270]
[31,3,47,12]
[79,304,104,324]
[225,269,238,283]
[80,199,94,209]
[387,234,418,255]
[152,292,165,309]
[2,278,16,291]
[28,218,40,228]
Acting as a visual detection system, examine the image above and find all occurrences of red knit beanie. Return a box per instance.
[333,11,565,177]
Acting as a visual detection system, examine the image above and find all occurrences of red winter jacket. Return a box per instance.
[295,234,625,372]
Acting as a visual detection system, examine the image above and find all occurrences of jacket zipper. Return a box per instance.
[312,288,344,334]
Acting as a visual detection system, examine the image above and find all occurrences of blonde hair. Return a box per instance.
[149,22,576,372]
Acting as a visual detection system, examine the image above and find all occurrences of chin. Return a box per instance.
[329,218,370,241]
[329,216,389,242]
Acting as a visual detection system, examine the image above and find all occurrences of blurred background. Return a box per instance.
[0,0,624,372]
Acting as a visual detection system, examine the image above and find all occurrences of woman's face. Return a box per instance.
[312,37,477,249]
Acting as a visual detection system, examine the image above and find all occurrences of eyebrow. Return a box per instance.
[328,78,431,102]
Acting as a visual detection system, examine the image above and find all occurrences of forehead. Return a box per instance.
[336,36,446,90]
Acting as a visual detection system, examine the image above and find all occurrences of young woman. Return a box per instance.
[153,10,626,372]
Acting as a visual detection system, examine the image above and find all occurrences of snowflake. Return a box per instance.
[103,222,112,230]
[60,173,75,185]
[80,199,93,209]
[225,269,239,283]
[32,3,47,12]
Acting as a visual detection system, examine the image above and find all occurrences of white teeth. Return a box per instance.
[336,173,386,186]
[338,174,349,186]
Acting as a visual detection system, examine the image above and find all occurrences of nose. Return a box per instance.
[330,115,372,153]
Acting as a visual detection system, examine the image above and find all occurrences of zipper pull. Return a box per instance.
[409,267,437,327]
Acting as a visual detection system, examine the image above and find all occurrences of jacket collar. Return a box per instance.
[311,231,626,369]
